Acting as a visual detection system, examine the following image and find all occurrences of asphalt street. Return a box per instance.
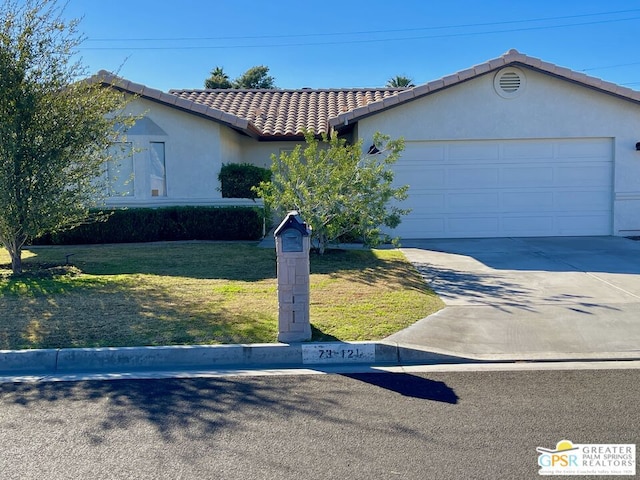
[0,368,638,479]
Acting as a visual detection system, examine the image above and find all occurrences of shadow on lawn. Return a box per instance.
[310,324,341,342]
[20,243,278,281]
[18,244,427,291]
[0,278,277,350]
[0,245,433,349]
[310,249,428,292]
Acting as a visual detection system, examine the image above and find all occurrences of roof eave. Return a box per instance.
[92,70,259,136]
[506,61,640,106]
[331,49,640,128]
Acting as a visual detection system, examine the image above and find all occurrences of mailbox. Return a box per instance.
[274,212,309,249]
[281,229,303,252]
[274,211,312,342]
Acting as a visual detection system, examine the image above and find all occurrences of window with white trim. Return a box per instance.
[150,142,167,197]
[106,142,134,197]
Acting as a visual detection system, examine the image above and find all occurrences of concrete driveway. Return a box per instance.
[386,236,640,360]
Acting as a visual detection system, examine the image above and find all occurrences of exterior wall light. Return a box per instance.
[368,144,380,154]
[636,142,640,151]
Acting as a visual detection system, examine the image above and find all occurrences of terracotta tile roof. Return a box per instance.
[95,49,640,139]
[168,88,405,137]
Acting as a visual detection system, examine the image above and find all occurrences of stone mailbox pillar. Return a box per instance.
[274,211,312,342]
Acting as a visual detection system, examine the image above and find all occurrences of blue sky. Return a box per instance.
[63,0,640,92]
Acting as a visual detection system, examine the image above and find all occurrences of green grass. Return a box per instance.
[0,242,443,349]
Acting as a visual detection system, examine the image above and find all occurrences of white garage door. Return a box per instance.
[393,138,613,238]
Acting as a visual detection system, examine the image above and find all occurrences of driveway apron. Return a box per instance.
[388,237,640,360]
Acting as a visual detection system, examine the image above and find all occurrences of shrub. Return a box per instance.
[32,206,265,245]
[218,163,271,198]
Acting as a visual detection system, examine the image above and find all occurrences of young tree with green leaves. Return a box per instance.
[0,0,133,274]
[205,65,277,89]
[255,131,409,254]
[233,65,276,89]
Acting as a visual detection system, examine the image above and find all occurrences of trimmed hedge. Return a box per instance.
[218,163,271,199]
[32,206,265,245]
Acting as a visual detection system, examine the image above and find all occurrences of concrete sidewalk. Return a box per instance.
[2,236,639,376]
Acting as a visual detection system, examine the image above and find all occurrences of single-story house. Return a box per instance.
[99,49,640,239]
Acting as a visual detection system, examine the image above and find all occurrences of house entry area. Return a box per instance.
[393,138,613,239]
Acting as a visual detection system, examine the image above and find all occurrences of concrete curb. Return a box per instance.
[378,341,640,364]
[0,349,59,374]
[2,342,639,376]
[0,341,472,375]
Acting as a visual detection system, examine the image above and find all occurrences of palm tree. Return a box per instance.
[205,66,232,89]
[386,75,415,88]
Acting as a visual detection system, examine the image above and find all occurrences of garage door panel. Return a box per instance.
[409,192,446,209]
[447,167,499,187]
[448,193,499,210]
[500,166,554,186]
[448,143,499,161]
[395,138,613,238]
[403,143,445,162]
[556,165,612,186]
[448,217,499,234]
[557,139,611,158]
[502,216,554,235]
[502,142,554,160]
[501,192,555,211]
[555,190,612,210]
[395,167,444,188]
[557,214,611,235]
[400,215,446,236]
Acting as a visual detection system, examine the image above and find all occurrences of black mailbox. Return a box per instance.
[281,229,303,252]
[274,211,310,253]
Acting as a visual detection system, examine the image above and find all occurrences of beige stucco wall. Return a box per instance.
[238,137,305,169]
[355,67,640,235]
[106,72,640,235]
[219,126,243,166]
[106,96,305,208]
[106,97,258,208]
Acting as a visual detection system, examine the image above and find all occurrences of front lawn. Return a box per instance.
[0,242,443,349]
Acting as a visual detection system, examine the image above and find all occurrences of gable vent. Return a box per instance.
[494,67,526,98]
[499,71,521,92]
